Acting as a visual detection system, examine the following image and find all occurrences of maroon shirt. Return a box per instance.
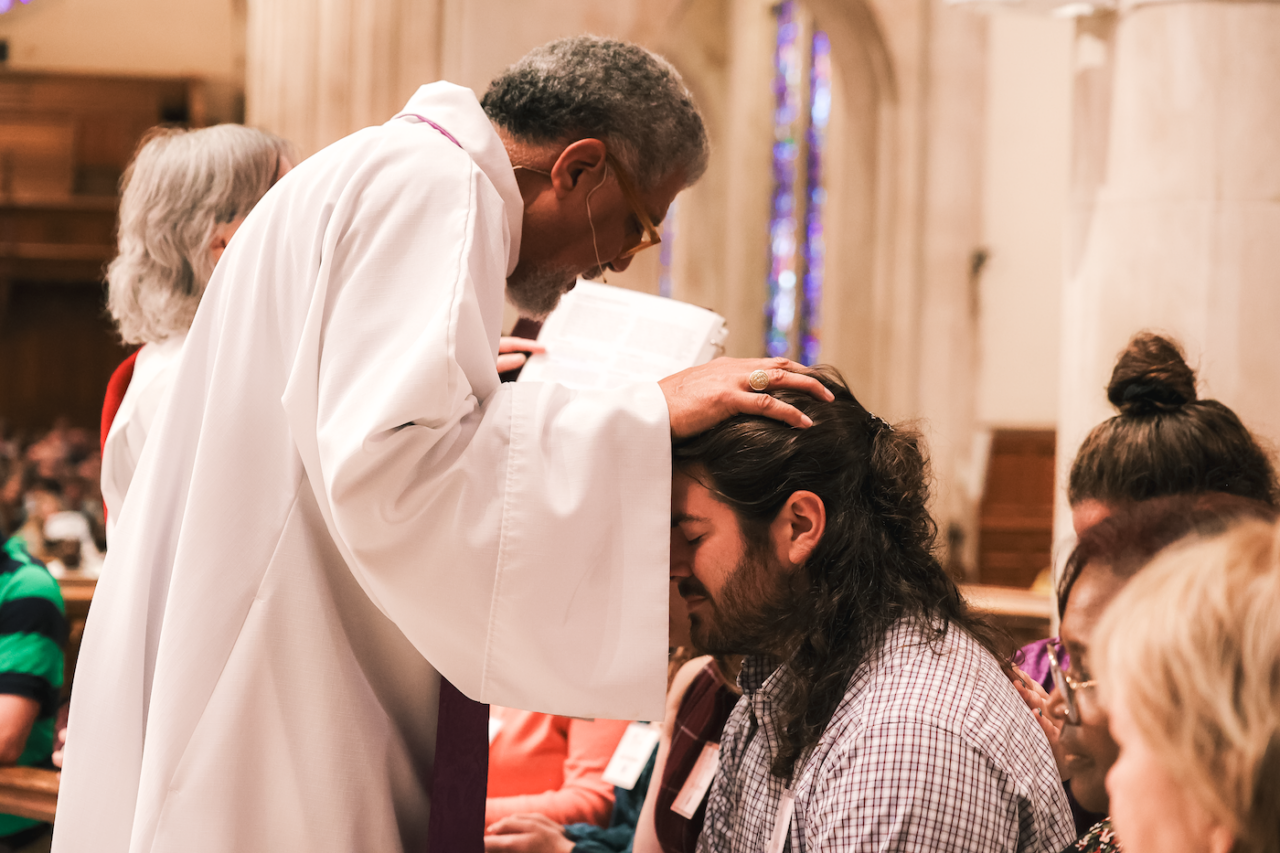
[654,662,740,853]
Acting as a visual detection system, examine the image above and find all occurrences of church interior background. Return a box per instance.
[1,0,1277,604]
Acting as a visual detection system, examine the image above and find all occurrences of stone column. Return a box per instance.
[245,0,692,158]
[1056,0,1280,543]
[245,0,445,156]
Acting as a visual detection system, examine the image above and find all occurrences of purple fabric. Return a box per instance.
[426,677,489,853]
[1016,637,1056,695]
[1016,640,1106,837]
[397,113,487,852]
[394,113,464,150]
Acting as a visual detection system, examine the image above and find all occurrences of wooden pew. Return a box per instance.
[976,429,1056,588]
[59,575,96,698]
[961,582,1053,649]
[0,767,57,823]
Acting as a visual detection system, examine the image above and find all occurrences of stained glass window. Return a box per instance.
[658,197,679,299]
[801,31,831,366]
[767,1,803,359]
[766,1,831,365]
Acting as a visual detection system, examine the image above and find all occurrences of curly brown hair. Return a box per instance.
[673,366,1012,779]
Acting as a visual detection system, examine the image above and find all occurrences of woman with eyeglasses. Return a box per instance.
[1018,494,1275,853]
[1020,331,1277,697]
[1011,331,1279,836]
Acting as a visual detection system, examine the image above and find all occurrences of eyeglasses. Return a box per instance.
[514,148,663,262]
[602,151,662,260]
[1045,637,1097,726]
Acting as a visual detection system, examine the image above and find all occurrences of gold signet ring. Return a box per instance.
[748,369,771,392]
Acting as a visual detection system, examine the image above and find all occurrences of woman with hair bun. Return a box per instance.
[1012,331,1279,843]
[100,125,295,541]
[1067,331,1277,531]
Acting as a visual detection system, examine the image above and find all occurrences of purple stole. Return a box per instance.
[426,678,489,852]
[394,112,491,853]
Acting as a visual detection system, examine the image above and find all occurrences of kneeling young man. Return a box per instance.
[670,369,1073,852]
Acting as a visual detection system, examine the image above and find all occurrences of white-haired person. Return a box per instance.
[1095,516,1280,853]
[100,124,295,541]
[99,125,543,542]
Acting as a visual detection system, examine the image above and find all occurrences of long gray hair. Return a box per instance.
[106,124,293,345]
[481,36,709,191]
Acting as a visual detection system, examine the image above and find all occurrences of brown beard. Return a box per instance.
[679,539,805,657]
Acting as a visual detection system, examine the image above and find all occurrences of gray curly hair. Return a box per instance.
[107,124,293,345]
[481,36,709,191]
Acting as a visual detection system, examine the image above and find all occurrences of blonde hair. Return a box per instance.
[1095,518,1280,853]
[107,124,294,345]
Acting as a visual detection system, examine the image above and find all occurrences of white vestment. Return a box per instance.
[100,333,187,543]
[54,83,670,853]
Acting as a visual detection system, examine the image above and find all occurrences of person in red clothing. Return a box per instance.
[101,124,295,540]
[486,707,631,829]
[635,654,740,853]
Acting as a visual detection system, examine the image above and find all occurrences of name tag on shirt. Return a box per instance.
[764,787,796,853]
[488,718,503,745]
[602,721,661,790]
[671,742,720,818]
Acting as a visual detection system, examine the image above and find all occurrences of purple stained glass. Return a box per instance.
[766,0,803,359]
[658,197,678,299]
[767,4,831,365]
[801,30,831,366]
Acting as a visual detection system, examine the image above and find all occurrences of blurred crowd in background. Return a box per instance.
[0,420,105,575]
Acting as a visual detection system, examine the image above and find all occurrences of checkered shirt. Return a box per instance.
[696,619,1076,853]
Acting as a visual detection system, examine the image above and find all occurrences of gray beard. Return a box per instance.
[505,263,575,321]
[506,263,607,321]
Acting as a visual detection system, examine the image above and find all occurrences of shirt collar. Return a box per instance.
[738,654,783,697]
[392,83,523,277]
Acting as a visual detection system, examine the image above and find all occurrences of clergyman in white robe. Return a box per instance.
[54,82,670,853]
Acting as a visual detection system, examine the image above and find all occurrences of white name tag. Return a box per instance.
[602,722,661,790]
[487,718,503,745]
[671,742,720,818]
[764,788,795,853]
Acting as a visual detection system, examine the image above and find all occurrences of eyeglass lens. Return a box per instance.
[1047,640,1081,724]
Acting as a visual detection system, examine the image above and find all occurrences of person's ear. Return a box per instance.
[208,217,243,266]
[770,490,825,570]
[548,138,608,197]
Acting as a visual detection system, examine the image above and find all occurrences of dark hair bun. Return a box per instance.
[1107,332,1197,414]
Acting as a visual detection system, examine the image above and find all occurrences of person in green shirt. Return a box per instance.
[0,535,67,848]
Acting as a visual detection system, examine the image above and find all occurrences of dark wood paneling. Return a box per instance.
[0,71,203,195]
[977,429,1056,588]
[0,281,130,431]
[0,71,198,431]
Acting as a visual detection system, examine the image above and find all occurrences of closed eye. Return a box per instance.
[676,522,706,545]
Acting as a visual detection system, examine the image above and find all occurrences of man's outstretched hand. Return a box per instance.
[659,357,835,440]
